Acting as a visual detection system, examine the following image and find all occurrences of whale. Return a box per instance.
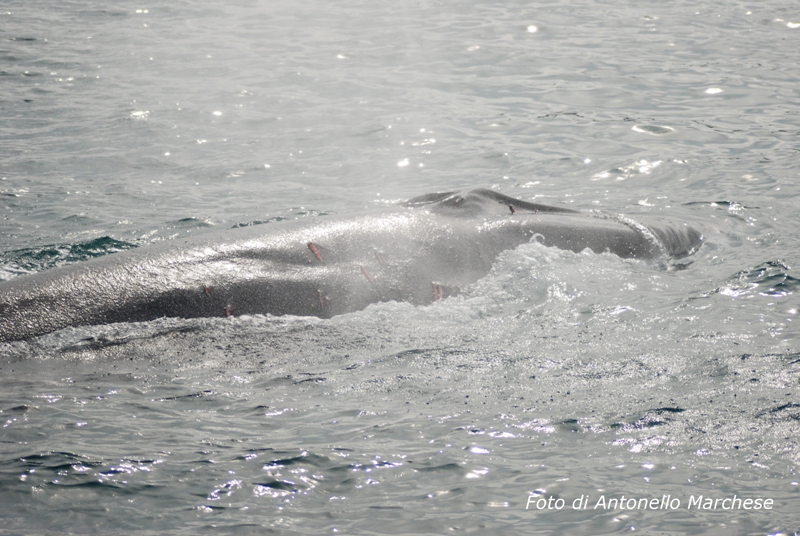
[0,189,702,342]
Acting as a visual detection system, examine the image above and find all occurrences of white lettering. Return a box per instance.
[594,495,607,509]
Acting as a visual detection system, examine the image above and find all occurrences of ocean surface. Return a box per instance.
[1,0,799,534]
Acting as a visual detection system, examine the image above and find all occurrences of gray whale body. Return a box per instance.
[0,189,702,342]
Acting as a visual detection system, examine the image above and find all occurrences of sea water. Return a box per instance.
[1,0,799,534]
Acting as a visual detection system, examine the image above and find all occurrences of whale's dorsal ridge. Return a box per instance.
[403,188,579,215]
[402,190,457,206]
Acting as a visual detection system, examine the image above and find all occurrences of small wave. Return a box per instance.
[714,260,798,299]
[0,236,136,277]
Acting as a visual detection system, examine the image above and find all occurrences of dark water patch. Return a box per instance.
[163,217,213,230]
[785,353,800,366]
[51,479,114,490]
[537,111,586,120]
[348,122,391,137]
[0,236,136,273]
[157,390,216,402]
[755,403,800,421]
[372,460,402,469]
[631,416,667,430]
[198,504,228,511]
[411,462,463,473]
[652,407,685,414]
[2,404,33,413]
[293,376,326,384]
[264,451,333,469]
[72,372,135,383]
[16,451,102,471]
[261,375,295,388]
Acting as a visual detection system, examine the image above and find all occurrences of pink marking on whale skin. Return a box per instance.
[509,204,516,214]
[360,265,376,286]
[307,242,323,262]
[318,290,325,309]
[432,282,444,301]
[374,250,384,265]
[204,286,211,296]
[225,305,232,317]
